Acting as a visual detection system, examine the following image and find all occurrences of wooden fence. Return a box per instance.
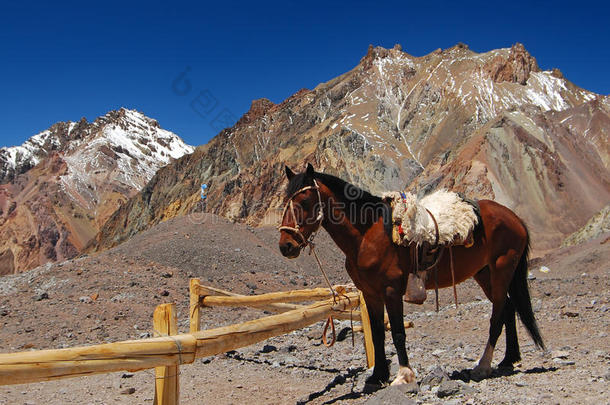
[0,279,413,404]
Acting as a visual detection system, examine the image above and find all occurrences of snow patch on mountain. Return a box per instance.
[58,108,193,207]
[0,129,57,177]
[2,108,193,208]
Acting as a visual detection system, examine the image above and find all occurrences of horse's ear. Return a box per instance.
[306,163,315,177]
[285,165,295,180]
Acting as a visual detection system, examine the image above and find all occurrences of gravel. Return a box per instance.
[0,215,608,404]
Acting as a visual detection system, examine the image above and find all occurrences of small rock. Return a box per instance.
[527,272,536,280]
[553,359,575,366]
[34,292,49,301]
[260,344,277,353]
[515,380,527,387]
[431,349,445,357]
[363,386,416,404]
[552,350,570,359]
[281,344,298,353]
[79,296,93,304]
[277,354,299,365]
[336,327,352,342]
[561,310,579,318]
[121,373,134,378]
[161,272,173,278]
[395,381,419,394]
[160,290,170,297]
[437,380,460,398]
[120,387,136,395]
[306,329,321,340]
[421,366,449,387]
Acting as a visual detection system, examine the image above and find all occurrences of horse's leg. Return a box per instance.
[473,268,521,369]
[472,251,519,380]
[385,285,415,385]
[498,298,521,368]
[363,294,390,386]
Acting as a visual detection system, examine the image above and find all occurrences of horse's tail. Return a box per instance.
[508,224,546,350]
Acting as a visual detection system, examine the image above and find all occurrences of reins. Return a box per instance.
[278,178,348,346]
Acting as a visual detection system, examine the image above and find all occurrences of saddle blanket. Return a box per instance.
[382,190,479,246]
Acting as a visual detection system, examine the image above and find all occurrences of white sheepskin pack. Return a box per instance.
[383,190,479,246]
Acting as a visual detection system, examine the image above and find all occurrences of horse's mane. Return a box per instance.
[286,171,382,205]
[286,171,389,230]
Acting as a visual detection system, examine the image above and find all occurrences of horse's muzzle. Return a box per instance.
[279,240,301,258]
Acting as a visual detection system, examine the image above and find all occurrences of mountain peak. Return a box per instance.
[484,42,539,85]
[97,107,161,129]
[0,108,190,184]
[360,44,413,69]
[238,98,276,125]
[0,108,194,274]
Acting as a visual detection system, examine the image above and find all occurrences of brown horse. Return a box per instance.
[278,164,545,386]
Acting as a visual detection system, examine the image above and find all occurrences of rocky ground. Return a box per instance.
[0,214,608,404]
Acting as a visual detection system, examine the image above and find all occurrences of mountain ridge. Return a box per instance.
[0,108,193,274]
[87,44,609,253]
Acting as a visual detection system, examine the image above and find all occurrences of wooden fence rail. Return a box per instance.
[0,279,414,404]
[189,279,361,332]
[0,291,359,387]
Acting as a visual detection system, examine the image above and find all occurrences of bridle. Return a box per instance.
[278,179,323,248]
[278,177,348,345]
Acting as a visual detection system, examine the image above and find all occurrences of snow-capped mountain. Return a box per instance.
[0,108,193,275]
[1,108,192,187]
[92,44,609,254]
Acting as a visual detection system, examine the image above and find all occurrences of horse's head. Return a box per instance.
[278,163,323,258]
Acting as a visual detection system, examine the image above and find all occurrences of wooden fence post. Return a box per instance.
[358,291,375,369]
[153,303,179,405]
[189,279,200,333]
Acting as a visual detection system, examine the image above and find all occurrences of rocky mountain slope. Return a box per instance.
[0,108,193,274]
[94,44,609,253]
[562,204,610,247]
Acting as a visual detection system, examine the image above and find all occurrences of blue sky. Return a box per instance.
[1,1,609,148]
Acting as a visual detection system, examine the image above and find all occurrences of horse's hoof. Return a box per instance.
[391,366,416,385]
[363,376,386,394]
[364,371,389,391]
[498,356,520,369]
[365,375,388,386]
[471,364,492,381]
